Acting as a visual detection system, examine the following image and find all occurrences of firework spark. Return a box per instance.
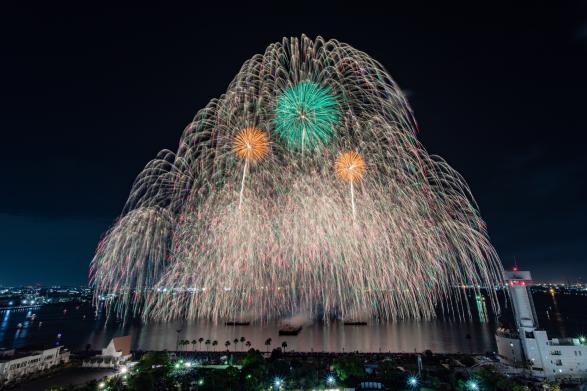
[90,35,503,322]
[274,81,340,154]
[233,127,270,162]
[335,151,366,183]
[233,127,269,209]
[335,151,366,219]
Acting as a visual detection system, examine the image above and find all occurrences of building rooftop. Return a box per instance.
[548,338,587,347]
[0,346,61,363]
[111,336,131,356]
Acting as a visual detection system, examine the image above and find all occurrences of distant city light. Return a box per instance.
[198,378,204,386]
[580,336,586,344]
[326,375,336,385]
[549,287,556,295]
[98,382,106,389]
[184,361,192,368]
[274,377,282,387]
[120,366,128,374]
[466,379,479,390]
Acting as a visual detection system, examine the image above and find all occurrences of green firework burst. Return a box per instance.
[274,81,340,151]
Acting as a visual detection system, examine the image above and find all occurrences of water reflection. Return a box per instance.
[546,289,566,337]
[0,291,584,353]
[133,319,494,353]
[0,304,496,353]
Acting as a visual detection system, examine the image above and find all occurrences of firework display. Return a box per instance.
[90,35,503,322]
[274,81,340,153]
[233,127,270,209]
[335,151,366,219]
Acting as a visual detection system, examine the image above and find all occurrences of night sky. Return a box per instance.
[1,4,586,285]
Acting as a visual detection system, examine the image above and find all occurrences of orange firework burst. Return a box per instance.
[233,127,269,162]
[335,151,366,183]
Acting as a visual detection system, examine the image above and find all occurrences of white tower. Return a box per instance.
[505,269,537,330]
[496,267,587,382]
[504,269,553,376]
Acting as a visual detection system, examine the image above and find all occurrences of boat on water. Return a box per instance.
[343,321,367,326]
[225,321,251,326]
[278,324,302,336]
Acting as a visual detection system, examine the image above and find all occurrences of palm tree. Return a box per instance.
[198,337,204,350]
[465,333,472,354]
[191,339,197,351]
[281,341,287,352]
[264,338,272,353]
[212,340,218,351]
[245,341,252,351]
[175,328,183,351]
[225,340,231,351]
[233,338,239,352]
[205,339,211,352]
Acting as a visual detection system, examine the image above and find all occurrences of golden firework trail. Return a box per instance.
[233,127,269,209]
[90,35,503,322]
[335,151,366,219]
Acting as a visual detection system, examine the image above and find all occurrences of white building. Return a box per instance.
[496,268,587,383]
[0,346,70,385]
[82,335,132,368]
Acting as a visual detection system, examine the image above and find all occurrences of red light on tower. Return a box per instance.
[512,265,519,272]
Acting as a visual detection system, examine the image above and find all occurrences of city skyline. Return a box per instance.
[1,4,586,285]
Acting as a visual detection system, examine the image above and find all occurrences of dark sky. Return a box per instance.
[1,4,586,285]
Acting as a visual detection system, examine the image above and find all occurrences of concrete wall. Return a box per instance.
[0,347,65,384]
[496,333,523,364]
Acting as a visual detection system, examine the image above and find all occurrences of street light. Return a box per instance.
[274,377,283,389]
[466,379,479,390]
[407,375,419,388]
[98,382,106,389]
[326,375,336,385]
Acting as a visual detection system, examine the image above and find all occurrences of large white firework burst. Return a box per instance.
[90,35,503,322]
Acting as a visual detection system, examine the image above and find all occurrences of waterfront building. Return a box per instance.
[496,268,587,383]
[82,335,132,368]
[0,346,69,385]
